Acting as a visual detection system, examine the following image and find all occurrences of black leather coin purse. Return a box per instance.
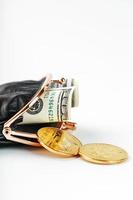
[0,74,76,146]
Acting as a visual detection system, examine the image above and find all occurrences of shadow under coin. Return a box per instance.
[30,146,80,159]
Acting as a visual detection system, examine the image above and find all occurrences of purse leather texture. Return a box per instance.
[0,78,45,146]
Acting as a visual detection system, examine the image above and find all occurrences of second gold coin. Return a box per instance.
[79,143,128,164]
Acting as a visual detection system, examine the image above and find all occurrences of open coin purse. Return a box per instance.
[0,74,77,146]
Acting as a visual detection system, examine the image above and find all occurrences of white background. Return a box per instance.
[0,0,133,200]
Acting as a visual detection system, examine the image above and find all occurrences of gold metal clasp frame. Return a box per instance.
[2,74,76,146]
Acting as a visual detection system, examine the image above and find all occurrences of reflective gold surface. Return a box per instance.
[79,143,128,164]
[37,127,81,157]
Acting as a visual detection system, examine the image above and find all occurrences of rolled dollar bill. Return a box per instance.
[20,87,74,124]
[20,78,79,124]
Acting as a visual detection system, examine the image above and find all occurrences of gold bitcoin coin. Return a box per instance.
[37,127,82,157]
[79,143,128,164]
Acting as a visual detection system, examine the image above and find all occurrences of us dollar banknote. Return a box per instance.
[49,78,79,107]
[20,79,79,124]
